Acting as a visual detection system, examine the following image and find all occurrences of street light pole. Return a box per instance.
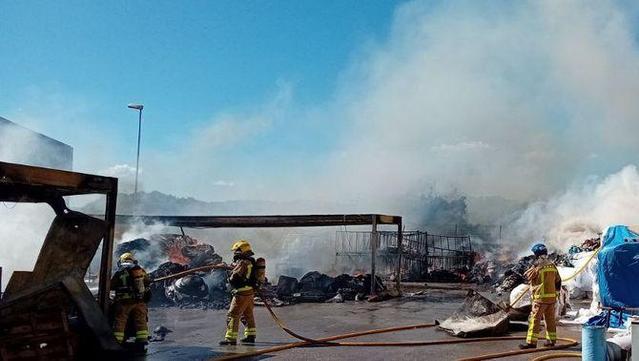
[128,104,144,195]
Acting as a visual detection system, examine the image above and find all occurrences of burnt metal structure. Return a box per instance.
[115,214,403,295]
[335,230,473,281]
[0,161,119,358]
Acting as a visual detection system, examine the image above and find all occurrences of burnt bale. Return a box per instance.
[276,276,299,298]
[182,244,223,268]
[329,274,361,293]
[115,238,150,255]
[150,262,188,279]
[298,271,335,293]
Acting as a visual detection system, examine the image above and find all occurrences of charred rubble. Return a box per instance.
[116,234,394,310]
[274,271,389,303]
[440,237,600,338]
[116,234,230,310]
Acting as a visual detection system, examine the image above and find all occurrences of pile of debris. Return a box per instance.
[275,271,390,303]
[439,290,509,338]
[116,234,230,310]
[441,237,599,338]
[494,252,573,293]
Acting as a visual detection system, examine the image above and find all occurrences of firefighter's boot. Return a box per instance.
[240,336,256,344]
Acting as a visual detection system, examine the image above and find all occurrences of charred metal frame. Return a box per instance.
[0,161,118,313]
[116,214,403,295]
[335,230,473,280]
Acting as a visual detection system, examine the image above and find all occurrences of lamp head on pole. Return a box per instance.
[127,103,144,111]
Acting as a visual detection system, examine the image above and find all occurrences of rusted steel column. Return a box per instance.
[370,215,378,296]
[98,183,118,314]
[396,220,402,294]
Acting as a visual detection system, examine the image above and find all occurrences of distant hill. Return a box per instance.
[80,191,524,236]
[80,190,358,216]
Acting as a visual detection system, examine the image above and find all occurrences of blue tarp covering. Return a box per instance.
[597,225,639,309]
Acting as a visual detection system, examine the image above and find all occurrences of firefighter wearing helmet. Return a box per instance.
[219,240,265,345]
[519,243,562,349]
[110,252,151,354]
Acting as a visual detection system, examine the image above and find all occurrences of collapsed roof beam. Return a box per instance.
[113,214,402,228]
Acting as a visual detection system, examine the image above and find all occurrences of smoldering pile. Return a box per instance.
[274,271,394,303]
[116,234,231,310]
[440,237,601,338]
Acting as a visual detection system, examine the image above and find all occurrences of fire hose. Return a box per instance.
[151,263,229,283]
[151,256,596,360]
[213,289,579,361]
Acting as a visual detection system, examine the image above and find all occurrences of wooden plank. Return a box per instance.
[98,187,117,314]
[115,214,402,228]
[0,161,116,195]
[30,212,105,286]
[2,271,33,301]
[62,277,121,352]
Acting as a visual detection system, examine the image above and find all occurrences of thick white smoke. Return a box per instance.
[0,204,54,289]
[316,0,639,205]
[505,165,639,253]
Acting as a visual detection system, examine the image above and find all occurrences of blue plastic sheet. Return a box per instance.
[597,225,639,309]
[587,310,628,328]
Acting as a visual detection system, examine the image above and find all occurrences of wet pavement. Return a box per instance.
[145,287,582,361]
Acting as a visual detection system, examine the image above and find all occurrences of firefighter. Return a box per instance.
[519,243,562,349]
[219,240,261,345]
[111,252,151,353]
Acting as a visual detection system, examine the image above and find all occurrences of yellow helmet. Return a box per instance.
[119,252,135,263]
[231,240,252,254]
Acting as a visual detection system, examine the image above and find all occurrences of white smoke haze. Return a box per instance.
[315,0,639,205]
[0,204,54,289]
[6,0,639,280]
[100,164,139,194]
[505,165,639,255]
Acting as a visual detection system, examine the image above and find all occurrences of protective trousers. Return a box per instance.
[113,301,149,343]
[225,291,256,341]
[526,301,557,344]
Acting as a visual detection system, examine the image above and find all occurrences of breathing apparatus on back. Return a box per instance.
[230,240,266,287]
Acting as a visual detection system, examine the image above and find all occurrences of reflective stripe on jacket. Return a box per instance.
[527,258,560,303]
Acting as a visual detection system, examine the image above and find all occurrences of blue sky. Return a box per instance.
[3,0,639,203]
[0,1,403,179]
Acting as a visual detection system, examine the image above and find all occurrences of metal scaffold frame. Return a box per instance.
[335,230,473,281]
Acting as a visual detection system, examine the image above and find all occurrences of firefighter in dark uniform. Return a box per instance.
[111,252,151,352]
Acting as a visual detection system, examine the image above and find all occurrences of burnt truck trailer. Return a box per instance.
[0,162,120,360]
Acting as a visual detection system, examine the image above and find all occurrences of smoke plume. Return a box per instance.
[505,165,639,254]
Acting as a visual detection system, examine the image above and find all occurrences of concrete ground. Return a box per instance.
[145,287,583,361]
